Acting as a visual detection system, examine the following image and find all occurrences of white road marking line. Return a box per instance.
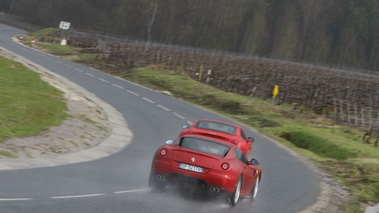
[142,97,155,104]
[98,78,109,83]
[75,68,84,72]
[173,112,185,119]
[85,73,95,77]
[114,188,148,194]
[187,121,193,125]
[51,193,105,199]
[158,105,170,111]
[127,90,140,96]
[112,84,124,89]
[0,198,32,201]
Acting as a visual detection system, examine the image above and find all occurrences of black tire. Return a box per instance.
[227,177,242,206]
[149,173,166,191]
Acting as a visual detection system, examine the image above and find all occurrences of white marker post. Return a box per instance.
[59,21,71,45]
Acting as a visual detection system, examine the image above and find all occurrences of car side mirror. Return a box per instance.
[250,158,259,165]
[165,140,174,145]
[182,125,190,129]
[247,137,255,142]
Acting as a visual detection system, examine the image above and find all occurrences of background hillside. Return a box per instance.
[1,0,379,71]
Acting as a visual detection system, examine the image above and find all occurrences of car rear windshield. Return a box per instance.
[179,137,230,156]
[195,120,237,135]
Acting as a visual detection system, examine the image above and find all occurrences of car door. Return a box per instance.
[234,148,256,195]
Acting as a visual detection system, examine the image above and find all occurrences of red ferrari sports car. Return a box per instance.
[149,134,262,206]
[180,119,255,158]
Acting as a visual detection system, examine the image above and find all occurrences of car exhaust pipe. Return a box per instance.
[210,187,220,193]
[156,174,166,180]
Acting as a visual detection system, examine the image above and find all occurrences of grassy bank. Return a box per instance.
[0,55,67,150]
[24,33,379,212]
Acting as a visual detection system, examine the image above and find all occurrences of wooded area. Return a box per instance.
[1,0,379,71]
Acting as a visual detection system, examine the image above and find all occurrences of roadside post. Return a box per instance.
[59,21,71,45]
[272,85,279,104]
[31,38,36,47]
[60,38,67,46]
[199,64,204,81]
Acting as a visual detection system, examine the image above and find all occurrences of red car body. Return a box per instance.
[179,119,255,158]
[149,134,262,206]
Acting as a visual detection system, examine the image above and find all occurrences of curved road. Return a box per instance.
[0,24,321,213]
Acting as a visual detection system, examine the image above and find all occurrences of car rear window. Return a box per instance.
[180,137,230,156]
[195,120,237,135]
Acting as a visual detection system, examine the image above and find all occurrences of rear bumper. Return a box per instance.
[151,172,232,197]
[151,158,238,194]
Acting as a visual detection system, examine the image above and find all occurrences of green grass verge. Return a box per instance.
[26,30,379,212]
[0,56,67,144]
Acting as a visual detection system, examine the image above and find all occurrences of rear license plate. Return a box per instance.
[179,163,204,173]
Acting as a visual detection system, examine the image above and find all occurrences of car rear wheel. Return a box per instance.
[250,177,260,200]
[149,173,166,191]
[227,177,242,206]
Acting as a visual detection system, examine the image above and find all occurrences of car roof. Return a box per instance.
[180,134,235,148]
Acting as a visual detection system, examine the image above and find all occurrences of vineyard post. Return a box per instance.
[340,100,344,121]
[354,104,358,126]
[155,50,160,64]
[167,55,172,68]
[333,99,338,120]
[347,103,351,123]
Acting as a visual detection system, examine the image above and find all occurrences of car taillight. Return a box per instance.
[221,162,230,170]
[160,148,168,156]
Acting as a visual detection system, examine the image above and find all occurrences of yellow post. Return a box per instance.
[272,85,279,98]
[272,85,279,104]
